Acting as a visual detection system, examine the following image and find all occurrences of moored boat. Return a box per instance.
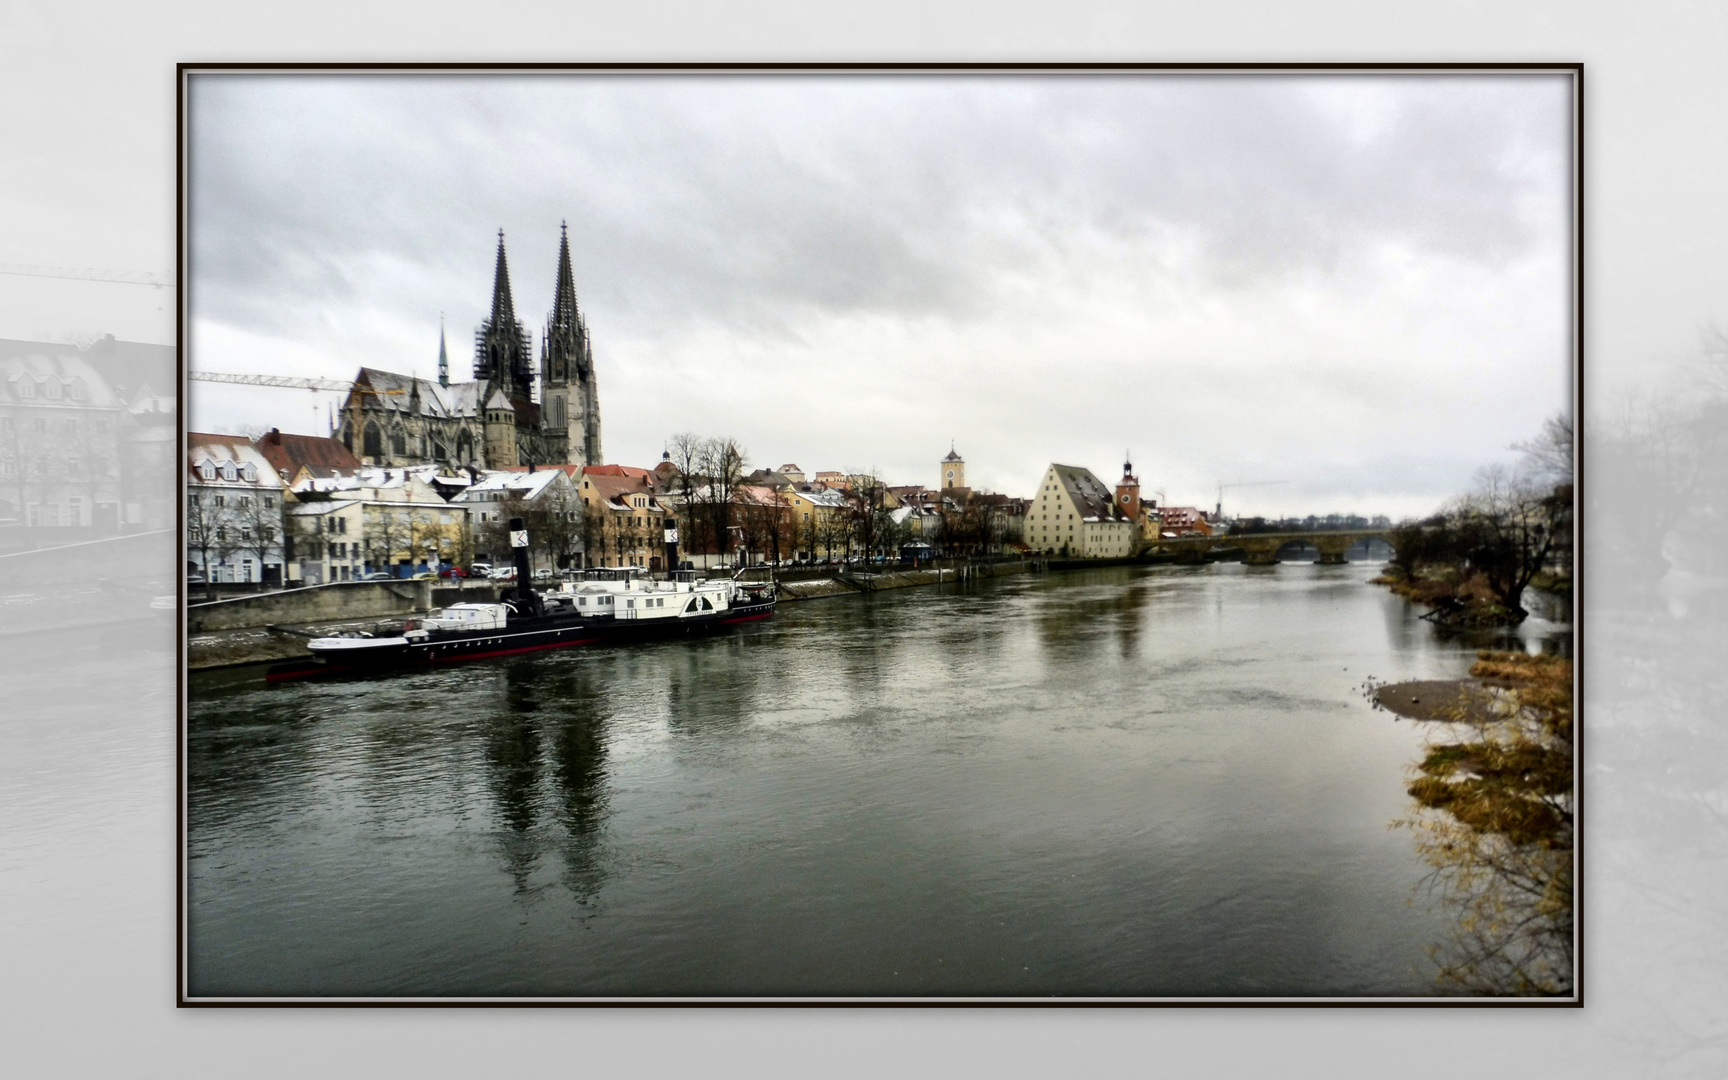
[266,518,775,681]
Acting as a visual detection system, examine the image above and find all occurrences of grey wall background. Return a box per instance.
[2,1,1725,1077]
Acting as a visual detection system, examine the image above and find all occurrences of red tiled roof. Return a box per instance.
[253,428,362,478]
[503,463,582,478]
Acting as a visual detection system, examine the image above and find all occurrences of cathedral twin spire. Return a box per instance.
[474,226,591,396]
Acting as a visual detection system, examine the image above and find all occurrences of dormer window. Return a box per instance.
[242,464,257,483]
[68,381,86,401]
[221,463,238,482]
[198,460,215,480]
[44,381,62,400]
[17,380,35,399]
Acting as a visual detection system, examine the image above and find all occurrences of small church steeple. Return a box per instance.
[437,312,449,388]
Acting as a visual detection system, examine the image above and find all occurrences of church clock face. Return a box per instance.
[946,470,954,480]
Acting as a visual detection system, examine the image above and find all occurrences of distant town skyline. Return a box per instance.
[187,72,1573,519]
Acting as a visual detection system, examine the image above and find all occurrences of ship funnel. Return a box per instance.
[507,516,541,615]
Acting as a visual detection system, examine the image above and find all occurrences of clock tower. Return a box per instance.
[941,445,965,490]
[1114,454,1141,522]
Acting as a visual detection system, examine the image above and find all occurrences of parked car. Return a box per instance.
[533,568,554,581]
[439,566,468,580]
[489,566,517,581]
[470,563,493,577]
[359,571,393,581]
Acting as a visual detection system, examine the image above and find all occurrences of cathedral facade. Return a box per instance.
[337,226,603,472]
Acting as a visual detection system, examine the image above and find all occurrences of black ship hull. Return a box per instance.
[266,598,775,682]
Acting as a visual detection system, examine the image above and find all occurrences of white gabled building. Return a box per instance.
[186,433,288,584]
[458,466,583,569]
[1027,463,1137,558]
[288,465,472,582]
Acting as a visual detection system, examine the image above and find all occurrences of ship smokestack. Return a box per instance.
[508,515,540,615]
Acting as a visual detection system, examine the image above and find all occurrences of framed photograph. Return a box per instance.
[179,63,1578,1003]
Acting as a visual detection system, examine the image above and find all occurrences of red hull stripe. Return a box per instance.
[439,637,602,662]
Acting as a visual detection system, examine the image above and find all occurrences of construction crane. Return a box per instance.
[188,372,403,394]
[1215,479,1289,520]
[0,263,175,288]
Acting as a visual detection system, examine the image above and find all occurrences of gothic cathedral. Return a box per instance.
[338,226,603,471]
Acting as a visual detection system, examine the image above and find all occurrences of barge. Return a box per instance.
[266,517,774,681]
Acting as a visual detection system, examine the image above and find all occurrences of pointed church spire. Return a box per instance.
[437,312,449,388]
[550,220,580,331]
[490,229,516,327]
[475,229,532,398]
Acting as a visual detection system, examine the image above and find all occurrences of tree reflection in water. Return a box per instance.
[1398,651,1574,996]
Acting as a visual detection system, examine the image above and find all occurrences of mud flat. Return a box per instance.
[1372,679,1501,723]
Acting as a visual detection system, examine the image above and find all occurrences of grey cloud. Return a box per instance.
[191,73,1567,337]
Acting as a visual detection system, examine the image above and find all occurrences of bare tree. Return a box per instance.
[1445,465,1569,619]
[365,502,417,577]
[527,483,584,570]
[579,494,606,569]
[186,490,238,594]
[698,436,747,563]
[850,473,902,561]
[232,488,284,588]
[1512,413,1574,488]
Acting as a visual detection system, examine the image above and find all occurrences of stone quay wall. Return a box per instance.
[187,579,435,632]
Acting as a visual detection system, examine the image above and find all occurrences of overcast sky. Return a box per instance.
[187,72,1572,518]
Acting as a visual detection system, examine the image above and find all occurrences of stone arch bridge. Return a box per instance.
[1145,529,1395,565]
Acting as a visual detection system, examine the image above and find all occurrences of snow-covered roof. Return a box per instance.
[457,467,570,503]
[353,367,481,419]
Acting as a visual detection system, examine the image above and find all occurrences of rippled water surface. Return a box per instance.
[186,563,1567,997]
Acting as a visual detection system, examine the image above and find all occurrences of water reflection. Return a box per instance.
[546,671,611,903]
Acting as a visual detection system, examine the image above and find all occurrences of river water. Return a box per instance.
[185,562,1569,998]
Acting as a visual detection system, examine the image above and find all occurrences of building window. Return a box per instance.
[17,381,35,399]
[69,383,86,401]
[242,464,257,482]
[213,495,225,507]
[221,463,237,482]
[199,461,215,480]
